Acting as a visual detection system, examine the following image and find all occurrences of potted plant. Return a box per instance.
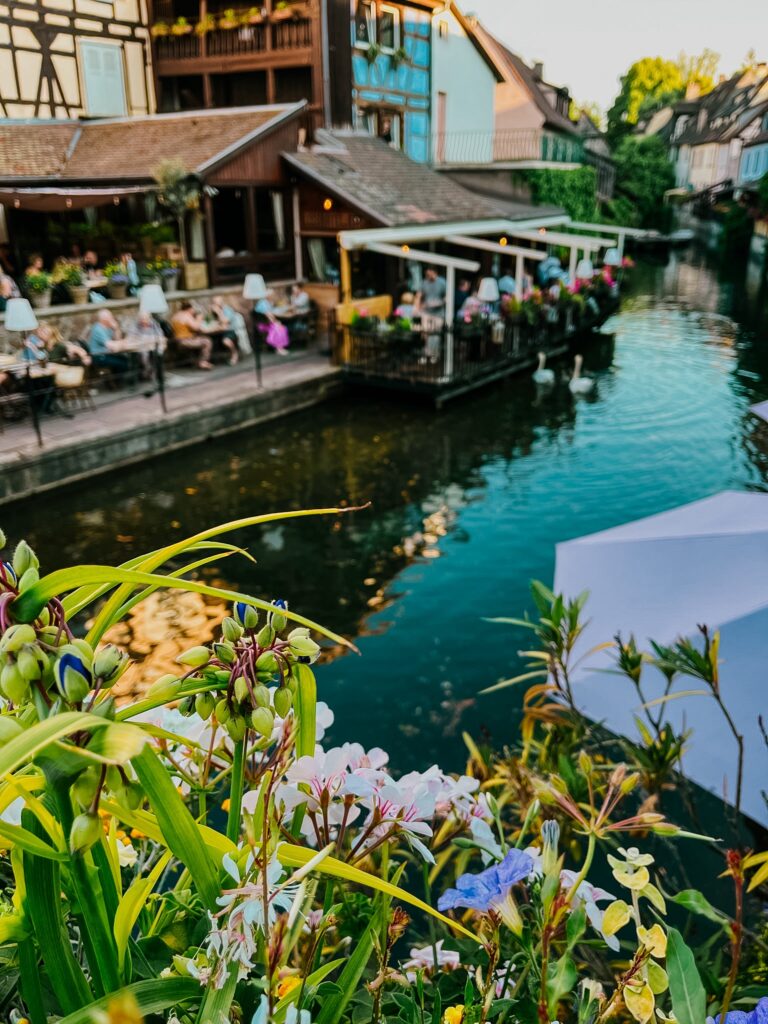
[140,260,161,285]
[171,16,193,34]
[391,45,409,70]
[53,261,88,305]
[104,261,129,300]
[271,1,293,21]
[365,41,381,65]
[218,8,239,28]
[244,5,264,23]
[150,21,170,36]
[159,260,180,293]
[195,13,216,33]
[24,270,53,309]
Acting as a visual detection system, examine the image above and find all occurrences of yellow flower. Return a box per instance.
[277,976,302,999]
[444,1006,465,1024]
[91,993,144,1024]
[638,924,667,959]
[602,899,632,937]
[222,798,231,812]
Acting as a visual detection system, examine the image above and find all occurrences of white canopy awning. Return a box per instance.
[554,490,768,829]
[338,216,567,251]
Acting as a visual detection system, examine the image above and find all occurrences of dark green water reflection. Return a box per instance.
[4,252,768,776]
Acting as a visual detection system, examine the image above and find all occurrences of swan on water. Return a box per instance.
[569,354,594,394]
[533,351,555,385]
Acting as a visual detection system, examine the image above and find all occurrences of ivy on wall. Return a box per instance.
[524,166,599,221]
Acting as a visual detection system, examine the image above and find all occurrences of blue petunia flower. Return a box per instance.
[437,849,533,933]
[273,598,288,610]
[708,997,768,1024]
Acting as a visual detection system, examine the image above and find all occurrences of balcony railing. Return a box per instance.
[152,9,311,64]
[431,129,585,167]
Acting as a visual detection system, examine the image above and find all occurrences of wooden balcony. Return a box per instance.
[153,7,314,75]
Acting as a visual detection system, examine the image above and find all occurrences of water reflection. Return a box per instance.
[2,253,768,771]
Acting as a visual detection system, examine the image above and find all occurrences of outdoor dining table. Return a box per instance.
[115,332,168,410]
[0,354,66,446]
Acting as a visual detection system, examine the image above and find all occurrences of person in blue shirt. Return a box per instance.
[22,324,51,363]
[88,309,131,375]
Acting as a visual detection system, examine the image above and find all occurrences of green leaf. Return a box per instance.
[291,664,317,837]
[57,977,201,1023]
[114,851,172,978]
[67,722,147,765]
[566,904,587,948]
[0,819,67,860]
[547,954,577,1015]
[667,927,706,1024]
[671,890,729,926]
[0,712,120,778]
[195,963,238,1024]
[0,912,28,944]
[131,745,220,911]
[316,897,384,1024]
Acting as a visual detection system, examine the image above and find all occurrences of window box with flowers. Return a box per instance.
[271,1,294,21]
[53,262,88,305]
[243,6,264,23]
[218,8,240,29]
[195,13,217,33]
[150,21,171,36]
[24,271,53,309]
[104,262,129,300]
[171,16,193,34]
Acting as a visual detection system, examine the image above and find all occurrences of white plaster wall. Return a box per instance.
[431,9,496,164]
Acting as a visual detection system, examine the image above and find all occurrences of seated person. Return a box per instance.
[394,291,416,319]
[252,290,290,355]
[253,289,277,318]
[209,295,239,365]
[120,251,141,292]
[88,309,131,376]
[458,292,484,319]
[22,323,52,363]
[0,271,19,312]
[82,250,101,278]
[48,325,91,367]
[290,281,310,312]
[170,301,213,370]
[498,274,516,297]
[24,253,44,278]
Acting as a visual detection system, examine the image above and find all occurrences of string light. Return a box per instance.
[323,197,333,211]
[538,227,547,235]
[13,199,20,208]
[401,244,410,253]
[499,236,508,246]
[65,197,72,208]
[113,196,120,205]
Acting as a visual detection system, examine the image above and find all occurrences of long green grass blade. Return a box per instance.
[13,565,354,650]
[0,820,67,860]
[18,936,47,1024]
[0,712,120,778]
[114,851,171,978]
[99,798,237,859]
[57,977,201,1023]
[131,745,221,910]
[195,963,238,1024]
[316,896,385,1024]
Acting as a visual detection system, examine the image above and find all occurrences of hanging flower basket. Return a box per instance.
[218,9,240,28]
[150,21,170,36]
[244,6,264,23]
[195,14,216,33]
[171,18,193,34]
[271,3,294,21]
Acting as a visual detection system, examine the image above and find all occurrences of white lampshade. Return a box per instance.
[139,284,169,315]
[243,273,268,300]
[575,258,594,279]
[604,247,621,267]
[477,277,500,303]
[4,297,38,333]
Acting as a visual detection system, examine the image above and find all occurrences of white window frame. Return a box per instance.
[377,4,400,53]
[78,39,127,117]
[353,0,377,49]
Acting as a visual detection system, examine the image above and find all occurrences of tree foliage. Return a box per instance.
[607,50,719,145]
[605,136,675,229]
[524,166,599,222]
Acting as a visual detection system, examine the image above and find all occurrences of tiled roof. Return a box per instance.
[0,122,79,178]
[0,105,304,183]
[283,132,507,226]
[673,69,768,146]
[469,22,580,137]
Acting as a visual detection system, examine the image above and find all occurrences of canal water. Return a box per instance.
[3,251,768,775]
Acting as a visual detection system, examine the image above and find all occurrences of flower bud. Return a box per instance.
[256,650,277,673]
[234,675,250,703]
[147,674,181,700]
[176,646,211,668]
[619,772,640,795]
[72,769,101,809]
[273,686,292,719]
[253,683,271,707]
[69,811,102,855]
[222,617,244,642]
[0,624,38,654]
[17,648,42,681]
[234,602,259,630]
[250,706,275,737]
[1,663,31,704]
[117,783,143,811]
[54,649,92,704]
[0,528,6,549]
[195,692,215,720]
[215,698,231,724]
[91,695,116,720]
[269,608,287,632]
[94,644,129,686]
[17,567,39,592]
[70,638,95,665]
[0,717,24,742]
[287,627,310,641]
[12,540,39,578]
[256,624,275,648]
[178,695,196,716]
[226,715,247,742]
[288,635,320,662]
[213,642,235,665]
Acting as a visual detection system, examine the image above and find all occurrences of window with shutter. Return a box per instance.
[81,41,127,117]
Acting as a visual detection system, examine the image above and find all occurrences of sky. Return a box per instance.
[463,0,768,111]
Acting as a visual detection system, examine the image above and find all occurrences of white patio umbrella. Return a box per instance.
[553,490,768,828]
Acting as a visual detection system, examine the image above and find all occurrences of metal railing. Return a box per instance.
[431,129,585,167]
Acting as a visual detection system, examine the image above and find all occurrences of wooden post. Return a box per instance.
[202,192,216,286]
[444,264,455,380]
[245,187,258,267]
[292,187,303,280]
[515,252,524,300]
[339,244,352,303]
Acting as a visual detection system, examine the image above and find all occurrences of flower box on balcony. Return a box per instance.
[171,18,193,34]
[218,8,240,28]
[244,6,265,23]
[271,2,302,21]
[150,21,171,36]
[195,14,216,33]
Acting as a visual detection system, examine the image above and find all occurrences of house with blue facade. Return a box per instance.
[738,105,768,187]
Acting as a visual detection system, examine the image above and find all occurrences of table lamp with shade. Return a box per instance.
[3,298,43,446]
[575,258,594,280]
[477,277,500,305]
[604,247,621,268]
[243,274,267,386]
[138,284,169,412]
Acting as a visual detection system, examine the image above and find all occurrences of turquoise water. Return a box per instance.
[3,252,768,772]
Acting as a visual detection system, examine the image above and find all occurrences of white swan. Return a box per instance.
[569,354,594,394]
[532,351,555,385]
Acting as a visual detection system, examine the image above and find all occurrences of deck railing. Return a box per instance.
[152,11,311,63]
[431,129,585,167]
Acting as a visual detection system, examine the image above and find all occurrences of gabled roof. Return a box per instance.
[0,104,306,183]
[673,67,768,147]
[467,21,580,137]
[283,131,506,227]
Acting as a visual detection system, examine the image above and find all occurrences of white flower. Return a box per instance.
[117,841,138,868]
[560,870,618,950]
[251,995,312,1024]
[403,940,461,981]
[523,845,545,879]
